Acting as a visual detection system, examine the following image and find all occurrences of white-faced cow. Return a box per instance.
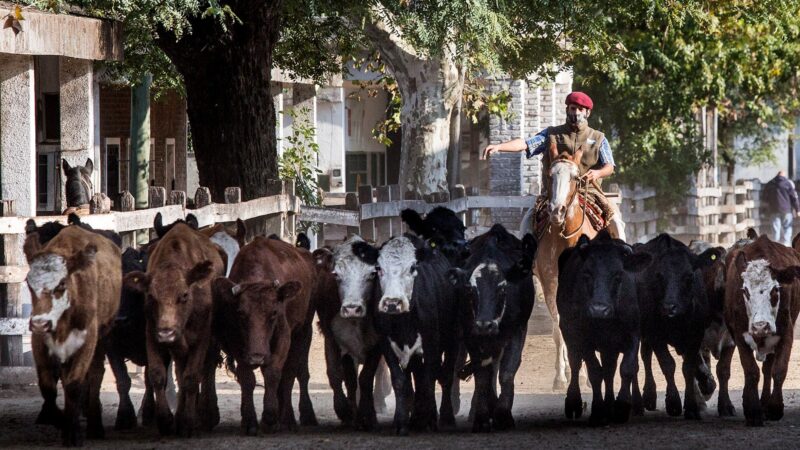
[447,224,537,432]
[725,235,800,426]
[123,221,225,437]
[25,225,122,446]
[557,232,651,426]
[632,234,721,420]
[212,236,318,434]
[375,234,459,435]
[314,236,386,429]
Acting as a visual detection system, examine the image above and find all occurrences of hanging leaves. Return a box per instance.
[3,4,25,35]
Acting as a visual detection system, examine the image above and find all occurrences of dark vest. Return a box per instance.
[545,123,606,175]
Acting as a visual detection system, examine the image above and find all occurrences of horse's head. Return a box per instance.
[548,157,580,225]
[62,158,94,207]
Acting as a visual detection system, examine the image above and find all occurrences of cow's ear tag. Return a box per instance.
[711,254,717,261]
[430,241,436,248]
[133,277,139,283]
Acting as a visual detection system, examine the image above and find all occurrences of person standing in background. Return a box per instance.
[762,170,800,246]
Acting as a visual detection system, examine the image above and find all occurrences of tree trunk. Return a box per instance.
[364,9,465,195]
[156,1,282,201]
[129,74,151,209]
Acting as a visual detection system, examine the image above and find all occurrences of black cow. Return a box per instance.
[448,224,537,432]
[24,214,122,249]
[557,231,651,425]
[296,233,311,250]
[633,234,721,419]
[375,234,459,435]
[401,207,468,265]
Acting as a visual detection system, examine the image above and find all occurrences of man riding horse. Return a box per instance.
[483,91,626,241]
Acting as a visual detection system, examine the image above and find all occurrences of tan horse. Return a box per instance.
[532,157,597,390]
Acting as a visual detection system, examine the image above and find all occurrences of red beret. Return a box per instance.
[565,91,593,110]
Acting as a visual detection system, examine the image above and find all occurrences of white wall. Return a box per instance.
[317,87,346,192]
[345,86,388,153]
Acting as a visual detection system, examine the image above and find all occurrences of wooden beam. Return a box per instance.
[0,318,28,336]
[298,206,359,227]
[0,266,28,284]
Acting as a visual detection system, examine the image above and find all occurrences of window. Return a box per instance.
[37,154,49,206]
[345,152,386,191]
[35,151,56,212]
[103,138,121,196]
[42,93,60,142]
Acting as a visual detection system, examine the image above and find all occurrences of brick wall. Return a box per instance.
[99,85,187,200]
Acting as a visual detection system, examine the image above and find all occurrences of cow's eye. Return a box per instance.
[54,280,67,295]
[376,267,383,277]
[331,271,340,281]
[410,265,417,275]
[368,271,376,280]
[178,292,189,304]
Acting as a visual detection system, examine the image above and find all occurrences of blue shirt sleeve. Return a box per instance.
[597,138,615,167]
[524,129,549,159]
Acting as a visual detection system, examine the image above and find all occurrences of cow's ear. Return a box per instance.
[23,233,42,261]
[83,158,93,174]
[775,266,800,285]
[277,281,301,302]
[352,241,379,265]
[577,234,591,249]
[67,244,97,272]
[187,260,215,285]
[401,209,428,237]
[312,248,334,271]
[693,247,724,270]
[734,251,748,275]
[623,252,652,273]
[123,271,150,294]
[235,219,247,245]
[747,228,759,240]
[447,268,465,286]
[25,219,38,235]
[61,158,71,174]
[212,277,237,304]
[185,214,199,230]
[153,212,165,236]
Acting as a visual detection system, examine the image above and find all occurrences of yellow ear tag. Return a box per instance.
[711,254,716,261]
[133,277,138,282]
[430,241,436,248]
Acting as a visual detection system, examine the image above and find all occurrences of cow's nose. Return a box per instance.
[247,353,266,366]
[661,303,682,318]
[587,303,612,319]
[474,320,499,336]
[29,319,51,334]
[157,328,177,343]
[340,305,365,318]
[751,321,771,337]
[380,298,405,314]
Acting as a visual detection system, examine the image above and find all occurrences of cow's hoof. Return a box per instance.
[642,383,657,411]
[36,404,64,427]
[114,404,138,430]
[493,408,515,431]
[86,422,105,440]
[745,414,764,427]
[766,402,784,421]
[241,416,258,436]
[612,400,631,424]
[156,412,174,436]
[471,417,492,433]
[300,412,318,427]
[410,412,436,432]
[61,426,84,447]
[565,396,583,420]
[718,401,736,417]
[176,417,195,438]
[201,405,220,431]
[665,391,682,417]
[333,397,354,425]
[684,408,701,421]
[260,420,279,434]
[588,413,607,428]
[395,424,410,436]
[356,409,378,431]
[140,401,156,427]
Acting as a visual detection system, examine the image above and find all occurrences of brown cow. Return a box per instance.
[25,225,121,446]
[212,236,317,434]
[124,222,225,437]
[724,235,800,426]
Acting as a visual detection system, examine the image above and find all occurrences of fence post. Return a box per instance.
[375,186,391,244]
[451,184,466,226]
[0,200,23,370]
[224,187,242,204]
[149,186,166,208]
[194,187,212,209]
[389,185,402,236]
[118,191,136,248]
[358,185,376,242]
[345,192,360,238]
[169,190,187,209]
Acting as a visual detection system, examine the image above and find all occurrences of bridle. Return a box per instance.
[550,159,588,240]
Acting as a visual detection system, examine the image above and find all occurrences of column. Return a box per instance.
[59,57,96,209]
[0,54,36,216]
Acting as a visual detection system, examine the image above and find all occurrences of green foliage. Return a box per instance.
[278,107,323,208]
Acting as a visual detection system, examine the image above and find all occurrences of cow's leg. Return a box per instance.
[61,379,88,447]
[296,323,317,426]
[32,336,63,427]
[199,345,220,431]
[766,337,792,421]
[85,343,107,439]
[356,349,381,431]
[681,350,701,420]
[495,324,527,430]
[652,341,681,416]
[373,356,391,414]
[640,340,657,411]
[450,345,466,416]
[584,351,605,427]
[614,337,639,423]
[734,335,763,426]
[565,339,583,420]
[599,350,619,423]
[276,358,299,431]
[107,348,137,430]
[260,364,283,433]
[324,336,352,425]
[383,341,411,436]
[631,368,644,416]
[471,363,494,433]
[410,361,437,432]
[716,343,736,417]
[695,348,716,401]
[60,330,100,446]
[146,329,174,435]
[342,355,359,421]
[759,353,774,412]
[237,363,258,435]
[438,342,458,428]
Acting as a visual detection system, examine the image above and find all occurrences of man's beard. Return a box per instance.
[567,112,588,130]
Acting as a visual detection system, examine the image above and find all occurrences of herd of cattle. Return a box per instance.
[19,206,800,446]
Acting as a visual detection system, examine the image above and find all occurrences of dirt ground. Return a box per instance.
[4,304,800,449]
